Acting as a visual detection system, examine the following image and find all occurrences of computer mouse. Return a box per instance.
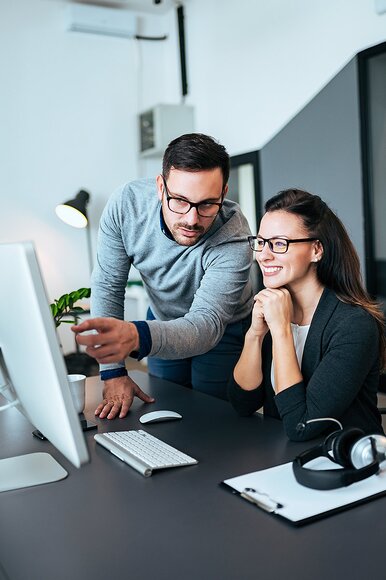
[139,410,182,424]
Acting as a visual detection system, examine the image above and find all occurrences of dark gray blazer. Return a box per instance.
[228,287,383,441]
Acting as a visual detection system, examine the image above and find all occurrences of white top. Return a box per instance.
[271,323,310,392]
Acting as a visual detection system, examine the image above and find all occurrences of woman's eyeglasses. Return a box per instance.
[248,236,317,254]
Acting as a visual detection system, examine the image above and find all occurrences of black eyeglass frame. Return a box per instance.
[248,236,318,254]
[161,175,225,218]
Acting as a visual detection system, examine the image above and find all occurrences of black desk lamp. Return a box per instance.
[55,189,93,274]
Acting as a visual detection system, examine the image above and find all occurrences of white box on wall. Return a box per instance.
[139,104,195,158]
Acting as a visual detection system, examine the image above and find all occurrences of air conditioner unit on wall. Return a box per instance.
[67,4,137,38]
[139,104,195,157]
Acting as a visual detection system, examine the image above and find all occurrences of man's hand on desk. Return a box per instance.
[96,375,155,419]
[72,317,139,364]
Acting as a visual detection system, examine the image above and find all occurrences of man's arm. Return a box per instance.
[76,238,252,364]
[91,189,131,331]
[86,186,153,418]
[146,240,253,359]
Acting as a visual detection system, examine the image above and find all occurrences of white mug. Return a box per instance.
[67,374,86,414]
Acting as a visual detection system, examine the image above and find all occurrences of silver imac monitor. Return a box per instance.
[0,241,89,492]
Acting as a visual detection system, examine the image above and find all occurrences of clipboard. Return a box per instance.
[222,457,386,525]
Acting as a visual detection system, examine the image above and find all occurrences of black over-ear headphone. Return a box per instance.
[292,419,386,490]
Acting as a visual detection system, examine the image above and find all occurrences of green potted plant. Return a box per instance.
[50,287,96,375]
[50,287,91,328]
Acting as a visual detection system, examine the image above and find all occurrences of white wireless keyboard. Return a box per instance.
[94,429,198,477]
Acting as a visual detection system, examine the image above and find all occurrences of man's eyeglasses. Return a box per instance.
[161,175,224,218]
[248,236,318,254]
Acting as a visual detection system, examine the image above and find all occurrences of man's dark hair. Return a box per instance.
[162,133,230,186]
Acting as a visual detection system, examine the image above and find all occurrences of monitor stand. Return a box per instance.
[0,452,68,493]
[0,372,68,493]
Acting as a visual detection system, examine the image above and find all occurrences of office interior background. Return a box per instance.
[1,0,386,355]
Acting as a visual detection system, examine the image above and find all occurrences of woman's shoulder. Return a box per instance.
[322,289,378,337]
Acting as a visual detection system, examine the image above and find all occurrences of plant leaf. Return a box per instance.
[49,287,91,327]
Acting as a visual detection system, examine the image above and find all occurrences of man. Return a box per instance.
[73,133,253,419]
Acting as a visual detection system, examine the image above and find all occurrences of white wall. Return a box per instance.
[0,0,179,301]
[1,0,386,301]
[185,0,386,154]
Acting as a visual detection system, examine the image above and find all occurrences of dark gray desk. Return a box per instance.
[1,371,385,580]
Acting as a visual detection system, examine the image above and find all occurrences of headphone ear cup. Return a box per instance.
[350,434,386,469]
[331,428,364,467]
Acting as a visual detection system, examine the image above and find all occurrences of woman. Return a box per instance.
[229,188,385,441]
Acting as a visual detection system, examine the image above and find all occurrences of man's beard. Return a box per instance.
[171,221,206,246]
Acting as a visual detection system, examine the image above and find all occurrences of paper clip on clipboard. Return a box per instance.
[240,487,284,513]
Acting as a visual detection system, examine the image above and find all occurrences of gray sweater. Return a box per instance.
[91,178,253,364]
[228,288,383,441]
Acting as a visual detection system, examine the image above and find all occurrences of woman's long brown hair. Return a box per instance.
[265,188,385,369]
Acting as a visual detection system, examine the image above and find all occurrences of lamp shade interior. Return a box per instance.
[55,204,88,228]
[55,190,90,229]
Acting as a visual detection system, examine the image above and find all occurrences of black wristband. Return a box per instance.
[100,368,128,381]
